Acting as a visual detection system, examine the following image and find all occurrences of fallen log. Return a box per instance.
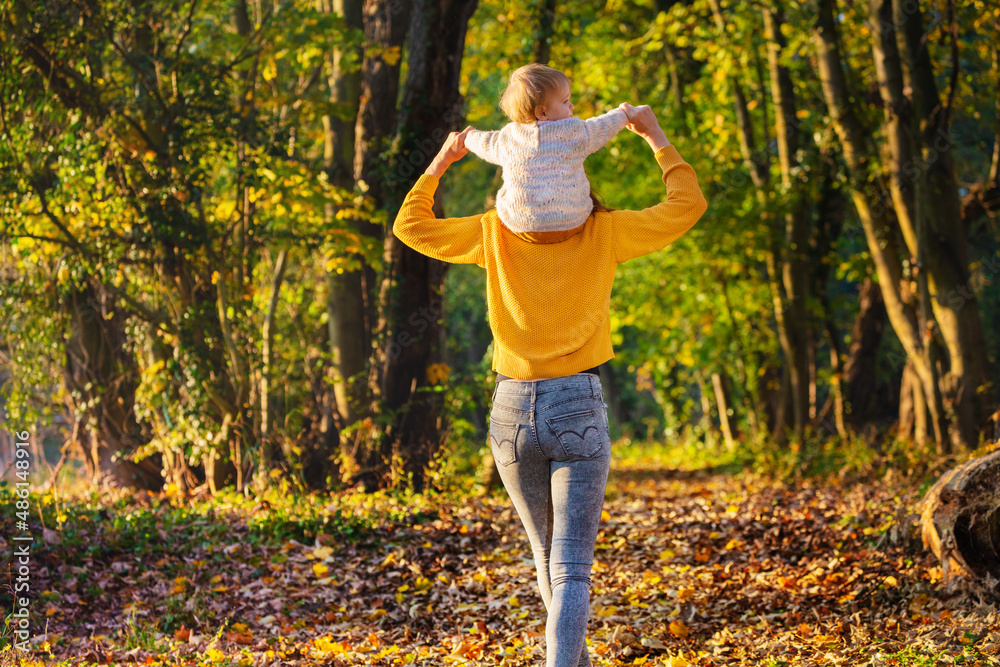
[920,445,1000,597]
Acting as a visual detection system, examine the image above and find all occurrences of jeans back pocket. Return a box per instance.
[545,408,605,460]
[489,418,519,467]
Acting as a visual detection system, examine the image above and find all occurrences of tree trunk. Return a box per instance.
[898,357,929,443]
[814,0,953,448]
[64,281,161,490]
[259,249,289,476]
[842,277,888,427]
[532,0,556,65]
[335,0,411,484]
[323,0,372,443]
[764,5,811,441]
[920,447,1000,598]
[811,149,849,437]
[870,0,994,450]
[353,0,478,490]
[712,371,735,450]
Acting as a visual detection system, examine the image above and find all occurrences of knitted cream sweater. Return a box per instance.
[465,108,629,233]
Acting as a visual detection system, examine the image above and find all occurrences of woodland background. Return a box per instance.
[0,0,999,493]
[1,0,1000,664]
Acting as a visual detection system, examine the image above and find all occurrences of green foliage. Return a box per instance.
[1,0,999,493]
[0,0,380,479]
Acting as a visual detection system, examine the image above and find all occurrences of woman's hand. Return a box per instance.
[425,126,472,178]
[621,104,671,152]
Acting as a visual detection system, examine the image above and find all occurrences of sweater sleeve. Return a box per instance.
[392,175,486,267]
[611,145,708,264]
[584,108,629,156]
[464,128,505,166]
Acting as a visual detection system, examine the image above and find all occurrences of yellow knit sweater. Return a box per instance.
[393,145,708,380]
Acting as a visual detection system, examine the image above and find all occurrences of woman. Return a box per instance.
[393,105,707,667]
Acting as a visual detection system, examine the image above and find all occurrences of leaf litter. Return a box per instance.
[4,461,998,666]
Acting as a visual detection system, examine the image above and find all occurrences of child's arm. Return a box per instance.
[583,107,630,155]
[393,127,486,267]
[464,128,505,166]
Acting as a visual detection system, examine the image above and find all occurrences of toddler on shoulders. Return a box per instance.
[465,64,632,234]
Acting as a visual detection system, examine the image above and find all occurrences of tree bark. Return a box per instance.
[353,0,478,490]
[898,357,929,443]
[764,4,811,441]
[814,0,952,447]
[842,277,888,427]
[870,0,994,450]
[921,448,1000,598]
[64,282,162,490]
[323,0,372,444]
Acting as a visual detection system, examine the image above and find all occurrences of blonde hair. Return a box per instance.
[499,64,570,124]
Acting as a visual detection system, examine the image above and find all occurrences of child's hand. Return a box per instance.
[619,103,636,121]
[622,105,670,151]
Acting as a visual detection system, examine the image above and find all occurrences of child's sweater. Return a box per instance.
[465,108,629,233]
[393,145,708,380]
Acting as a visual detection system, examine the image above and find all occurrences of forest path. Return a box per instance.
[25,460,997,666]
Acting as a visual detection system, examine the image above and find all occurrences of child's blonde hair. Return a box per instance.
[499,64,570,124]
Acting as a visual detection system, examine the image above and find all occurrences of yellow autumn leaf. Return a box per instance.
[381,45,402,66]
[313,562,329,577]
[508,595,520,608]
[205,647,226,664]
[312,546,334,560]
[668,620,689,638]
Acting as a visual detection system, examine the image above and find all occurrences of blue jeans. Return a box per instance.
[490,373,611,667]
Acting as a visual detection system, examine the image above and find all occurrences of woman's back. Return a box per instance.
[393,144,706,380]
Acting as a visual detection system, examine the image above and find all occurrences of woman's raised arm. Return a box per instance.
[609,106,707,263]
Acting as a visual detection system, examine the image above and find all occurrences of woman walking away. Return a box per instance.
[393,101,707,667]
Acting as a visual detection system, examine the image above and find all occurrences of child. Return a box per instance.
[465,64,631,234]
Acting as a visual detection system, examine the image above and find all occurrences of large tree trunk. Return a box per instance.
[336,0,411,484]
[814,0,953,448]
[352,0,478,490]
[64,282,161,490]
[869,0,994,450]
[323,0,371,447]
